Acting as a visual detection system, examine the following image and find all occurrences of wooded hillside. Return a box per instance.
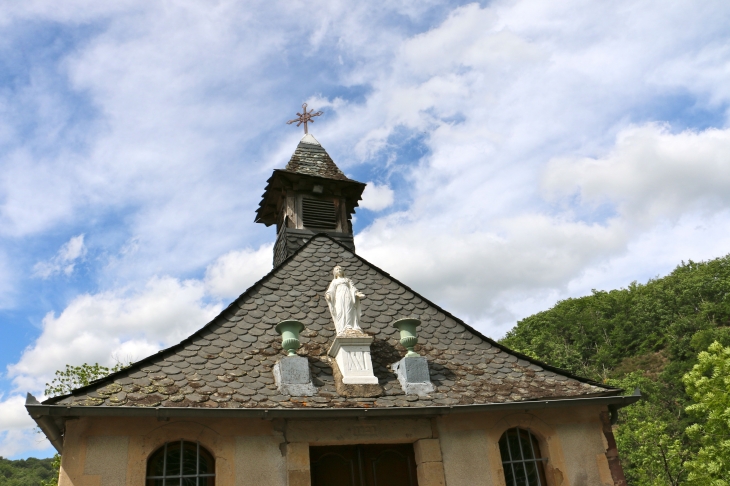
[0,456,55,485]
[501,254,730,485]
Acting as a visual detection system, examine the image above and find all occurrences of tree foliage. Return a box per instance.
[682,341,730,485]
[608,373,690,486]
[0,456,56,485]
[500,254,730,485]
[45,362,127,398]
[38,454,61,486]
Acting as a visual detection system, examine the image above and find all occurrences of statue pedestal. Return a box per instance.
[392,356,434,396]
[273,356,317,396]
[328,333,379,385]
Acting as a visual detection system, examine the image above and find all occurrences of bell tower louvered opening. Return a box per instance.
[302,197,337,230]
[256,133,366,266]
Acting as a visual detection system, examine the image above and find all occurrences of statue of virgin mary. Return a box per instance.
[325,266,365,335]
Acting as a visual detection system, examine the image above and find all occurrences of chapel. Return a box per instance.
[27,107,639,486]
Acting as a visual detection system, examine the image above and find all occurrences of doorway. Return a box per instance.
[310,444,419,486]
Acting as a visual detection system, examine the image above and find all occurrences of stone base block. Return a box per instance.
[274,356,316,397]
[328,334,379,385]
[331,359,382,398]
[416,461,446,486]
[414,439,443,464]
[393,357,434,396]
[287,469,311,486]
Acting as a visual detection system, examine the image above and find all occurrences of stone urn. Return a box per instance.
[275,320,305,356]
[392,318,421,357]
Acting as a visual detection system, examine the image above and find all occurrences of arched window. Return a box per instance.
[499,428,548,486]
[146,440,215,486]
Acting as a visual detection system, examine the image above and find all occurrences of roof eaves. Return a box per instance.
[30,390,641,422]
[271,168,365,186]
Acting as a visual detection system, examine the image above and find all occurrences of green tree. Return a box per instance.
[609,373,691,486]
[0,456,56,485]
[45,362,127,397]
[683,341,730,485]
[38,454,61,486]
[500,254,730,484]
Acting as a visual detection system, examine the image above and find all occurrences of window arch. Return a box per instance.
[498,427,548,486]
[146,440,215,486]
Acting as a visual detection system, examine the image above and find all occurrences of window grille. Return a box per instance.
[301,198,337,230]
[499,428,548,486]
[146,440,215,486]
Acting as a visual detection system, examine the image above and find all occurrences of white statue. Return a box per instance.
[325,265,365,335]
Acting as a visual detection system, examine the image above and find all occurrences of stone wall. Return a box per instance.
[58,405,615,486]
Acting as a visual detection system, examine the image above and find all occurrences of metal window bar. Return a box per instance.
[146,440,216,484]
[516,427,529,485]
[504,428,517,486]
[500,428,547,486]
[526,429,543,486]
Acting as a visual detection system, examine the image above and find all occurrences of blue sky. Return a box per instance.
[2,0,730,458]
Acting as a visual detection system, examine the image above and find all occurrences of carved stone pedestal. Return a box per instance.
[273,356,317,397]
[328,331,382,397]
[393,356,434,396]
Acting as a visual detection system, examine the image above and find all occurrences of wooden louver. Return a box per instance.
[302,198,337,230]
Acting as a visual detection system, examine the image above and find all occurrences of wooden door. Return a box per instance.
[310,444,419,486]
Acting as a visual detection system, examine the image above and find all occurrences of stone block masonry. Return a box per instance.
[274,356,317,397]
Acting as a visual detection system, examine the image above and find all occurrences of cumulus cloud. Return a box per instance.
[0,395,49,458]
[9,276,222,393]
[358,213,626,330]
[0,251,14,309]
[543,124,730,224]
[360,183,395,211]
[0,395,35,431]
[33,234,87,278]
[204,245,273,299]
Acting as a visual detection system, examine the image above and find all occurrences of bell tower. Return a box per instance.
[255,131,366,267]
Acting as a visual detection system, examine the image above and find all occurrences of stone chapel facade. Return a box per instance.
[27,132,638,486]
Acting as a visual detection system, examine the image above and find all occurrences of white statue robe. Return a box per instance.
[325,277,362,334]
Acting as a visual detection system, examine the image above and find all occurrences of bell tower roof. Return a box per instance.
[255,128,366,266]
[255,134,366,227]
[283,133,351,181]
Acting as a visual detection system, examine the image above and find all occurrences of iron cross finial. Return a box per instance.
[287,103,323,134]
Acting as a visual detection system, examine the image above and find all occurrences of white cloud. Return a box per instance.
[0,395,51,459]
[0,251,14,309]
[204,245,273,299]
[358,213,626,331]
[543,124,730,225]
[0,428,53,459]
[0,395,35,431]
[360,183,395,211]
[8,276,222,393]
[33,234,87,278]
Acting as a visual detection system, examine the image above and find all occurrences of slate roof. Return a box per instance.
[284,140,350,181]
[46,235,617,410]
